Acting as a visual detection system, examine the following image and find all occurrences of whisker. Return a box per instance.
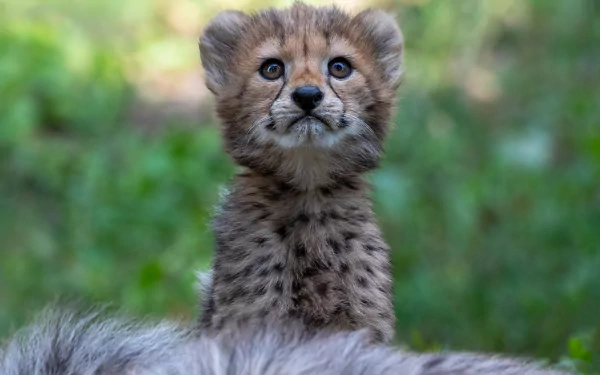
[245,115,271,147]
[247,115,269,133]
[343,113,376,137]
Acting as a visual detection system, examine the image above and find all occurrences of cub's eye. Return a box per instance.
[328,57,352,79]
[259,59,285,80]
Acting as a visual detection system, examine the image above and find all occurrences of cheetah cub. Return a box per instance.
[198,3,403,343]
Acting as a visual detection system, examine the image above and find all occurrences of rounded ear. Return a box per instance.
[199,10,250,95]
[352,9,404,90]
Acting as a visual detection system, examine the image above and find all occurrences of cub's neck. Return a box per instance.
[201,169,395,343]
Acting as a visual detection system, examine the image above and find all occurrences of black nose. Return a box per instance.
[292,85,323,112]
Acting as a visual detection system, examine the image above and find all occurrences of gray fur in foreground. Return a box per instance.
[0,310,572,375]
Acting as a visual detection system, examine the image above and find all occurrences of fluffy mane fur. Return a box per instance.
[0,309,571,375]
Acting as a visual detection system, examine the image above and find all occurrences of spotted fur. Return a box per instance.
[198,3,404,342]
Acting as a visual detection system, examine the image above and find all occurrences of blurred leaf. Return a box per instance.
[139,261,164,289]
[570,338,593,363]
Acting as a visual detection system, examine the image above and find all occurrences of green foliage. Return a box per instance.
[0,23,129,143]
[0,0,598,371]
[558,330,600,374]
[373,0,600,362]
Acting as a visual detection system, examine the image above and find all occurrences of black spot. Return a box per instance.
[331,305,344,316]
[423,357,446,369]
[219,293,233,305]
[364,244,377,253]
[364,265,375,275]
[343,231,358,241]
[319,211,341,224]
[327,180,341,191]
[223,250,247,263]
[275,225,288,240]
[360,297,374,307]
[294,243,307,257]
[372,329,386,342]
[346,315,358,326]
[339,262,349,274]
[256,254,271,264]
[240,266,253,277]
[341,179,359,191]
[357,276,369,288]
[315,260,331,271]
[272,262,285,272]
[276,181,293,193]
[292,280,303,293]
[308,315,327,327]
[326,238,342,254]
[301,266,319,278]
[364,104,376,113]
[339,116,349,128]
[214,319,225,331]
[199,297,215,327]
[251,202,267,210]
[258,268,270,277]
[253,237,268,246]
[255,284,267,296]
[273,281,283,294]
[288,306,301,316]
[319,186,333,197]
[229,286,246,300]
[355,213,368,222]
[220,272,236,284]
[256,212,270,221]
[318,212,328,225]
[294,213,310,224]
[265,183,294,201]
[265,190,283,201]
[303,36,308,57]
[291,295,301,308]
[316,283,328,296]
[343,240,353,253]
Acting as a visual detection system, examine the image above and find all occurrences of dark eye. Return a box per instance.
[328,57,352,79]
[259,59,285,80]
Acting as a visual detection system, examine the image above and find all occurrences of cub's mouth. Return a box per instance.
[286,115,332,132]
[261,112,354,149]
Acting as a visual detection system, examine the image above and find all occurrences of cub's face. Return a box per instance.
[200,4,403,186]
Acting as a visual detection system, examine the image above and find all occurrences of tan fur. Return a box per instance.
[198,3,404,343]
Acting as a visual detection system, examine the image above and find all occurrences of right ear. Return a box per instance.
[351,9,404,90]
[199,10,250,95]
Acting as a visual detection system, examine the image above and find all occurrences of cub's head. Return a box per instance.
[200,3,403,187]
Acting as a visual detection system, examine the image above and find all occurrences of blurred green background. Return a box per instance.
[0,0,598,372]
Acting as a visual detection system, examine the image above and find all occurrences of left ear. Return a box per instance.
[199,10,250,95]
[352,9,404,90]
